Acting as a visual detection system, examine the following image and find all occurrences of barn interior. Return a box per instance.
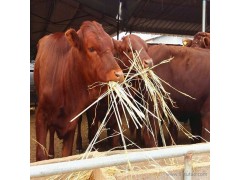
[30,0,210,163]
[30,0,210,59]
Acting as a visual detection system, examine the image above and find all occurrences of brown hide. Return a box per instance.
[34,21,124,161]
[148,44,210,144]
[113,34,153,68]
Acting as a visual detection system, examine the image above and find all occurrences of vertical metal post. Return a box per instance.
[117,15,120,40]
[116,1,122,40]
[184,153,193,180]
[202,0,206,32]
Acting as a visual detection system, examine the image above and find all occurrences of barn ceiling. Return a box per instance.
[30,0,210,59]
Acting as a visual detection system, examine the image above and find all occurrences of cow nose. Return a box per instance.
[114,70,124,83]
[144,59,153,68]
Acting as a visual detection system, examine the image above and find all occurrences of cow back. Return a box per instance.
[148,44,210,114]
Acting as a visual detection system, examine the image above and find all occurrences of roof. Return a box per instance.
[31,0,210,59]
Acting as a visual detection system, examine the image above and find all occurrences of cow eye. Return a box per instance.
[88,47,95,52]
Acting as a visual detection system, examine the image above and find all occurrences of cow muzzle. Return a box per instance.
[143,59,153,68]
[114,70,124,83]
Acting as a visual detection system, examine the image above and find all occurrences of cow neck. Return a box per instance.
[61,49,90,115]
[168,45,187,59]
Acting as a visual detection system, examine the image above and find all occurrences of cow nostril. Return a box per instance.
[114,70,124,82]
[114,71,124,77]
[144,59,153,68]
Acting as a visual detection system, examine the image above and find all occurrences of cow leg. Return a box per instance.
[201,112,210,142]
[142,95,160,148]
[76,116,82,153]
[142,117,159,148]
[35,110,48,161]
[168,121,179,145]
[142,126,158,148]
[134,90,144,147]
[89,120,99,144]
[135,128,142,147]
[48,127,55,159]
[189,114,202,143]
[201,97,210,142]
[106,125,113,145]
[62,130,75,157]
[106,122,121,148]
[106,124,120,148]
[86,110,99,149]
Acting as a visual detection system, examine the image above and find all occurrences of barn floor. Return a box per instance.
[30,109,191,163]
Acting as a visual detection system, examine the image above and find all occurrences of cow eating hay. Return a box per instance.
[70,40,195,159]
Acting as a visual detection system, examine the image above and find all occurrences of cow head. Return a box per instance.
[65,21,124,85]
[113,34,153,69]
[182,32,210,49]
[191,32,210,49]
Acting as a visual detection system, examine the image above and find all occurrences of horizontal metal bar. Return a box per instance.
[31,143,210,178]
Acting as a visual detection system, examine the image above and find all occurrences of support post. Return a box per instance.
[116,1,122,40]
[184,153,193,180]
[202,0,206,32]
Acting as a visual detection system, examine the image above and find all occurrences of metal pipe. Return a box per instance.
[202,0,206,32]
[116,1,122,40]
[184,153,193,180]
[31,143,210,177]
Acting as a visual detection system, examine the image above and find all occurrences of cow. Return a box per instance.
[182,32,210,49]
[34,21,124,161]
[86,35,210,149]
[111,35,209,147]
[83,34,153,149]
[82,34,210,150]
[148,44,210,144]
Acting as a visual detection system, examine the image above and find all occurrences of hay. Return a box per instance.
[45,170,93,180]
[32,139,51,159]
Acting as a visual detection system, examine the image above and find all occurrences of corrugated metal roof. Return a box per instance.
[31,0,210,59]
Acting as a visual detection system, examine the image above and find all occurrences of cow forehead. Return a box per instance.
[82,29,113,50]
[123,35,146,50]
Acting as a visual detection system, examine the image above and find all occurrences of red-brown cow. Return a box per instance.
[84,34,153,148]
[113,35,210,147]
[34,21,124,161]
[86,35,210,149]
[148,44,210,144]
[182,32,210,49]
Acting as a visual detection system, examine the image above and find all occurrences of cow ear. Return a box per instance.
[65,28,80,48]
[203,37,210,48]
